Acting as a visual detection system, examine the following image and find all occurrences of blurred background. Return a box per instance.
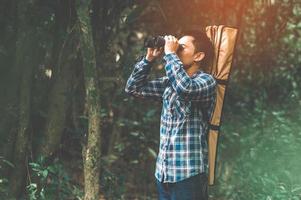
[0,0,301,199]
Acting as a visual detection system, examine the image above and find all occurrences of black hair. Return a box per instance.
[179,30,214,71]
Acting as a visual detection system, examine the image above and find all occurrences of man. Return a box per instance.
[125,30,217,200]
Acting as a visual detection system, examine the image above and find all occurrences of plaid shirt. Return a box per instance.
[125,53,217,183]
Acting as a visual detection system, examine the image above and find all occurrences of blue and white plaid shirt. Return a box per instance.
[125,53,217,183]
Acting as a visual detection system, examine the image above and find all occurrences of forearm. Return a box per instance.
[163,53,216,99]
[163,53,193,95]
[125,57,152,95]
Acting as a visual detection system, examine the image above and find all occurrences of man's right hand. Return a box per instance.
[145,47,163,62]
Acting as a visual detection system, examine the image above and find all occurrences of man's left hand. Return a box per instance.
[164,35,179,55]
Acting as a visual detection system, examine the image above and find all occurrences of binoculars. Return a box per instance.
[144,36,165,48]
[144,36,184,51]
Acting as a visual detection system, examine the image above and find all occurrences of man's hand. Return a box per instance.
[164,35,179,54]
[146,47,163,62]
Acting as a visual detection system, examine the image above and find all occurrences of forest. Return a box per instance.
[0,0,301,199]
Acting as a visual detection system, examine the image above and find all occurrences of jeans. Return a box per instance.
[156,173,208,200]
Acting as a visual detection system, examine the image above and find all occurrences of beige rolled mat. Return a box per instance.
[205,25,239,185]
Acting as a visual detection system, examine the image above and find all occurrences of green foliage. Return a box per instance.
[27,157,83,200]
[0,156,14,199]
[99,164,126,200]
[210,104,301,200]
[230,2,301,108]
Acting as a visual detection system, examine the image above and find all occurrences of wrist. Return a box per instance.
[145,55,154,62]
[164,50,176,55]
[163,52,179,62]
[143,56,153,64]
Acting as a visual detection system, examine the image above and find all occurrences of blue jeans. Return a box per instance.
[156,173,208,200]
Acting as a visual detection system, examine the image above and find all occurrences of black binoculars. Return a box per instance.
[144,36,184,51]
[144,36,165,48]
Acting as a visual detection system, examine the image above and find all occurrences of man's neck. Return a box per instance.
[185,63,200,77]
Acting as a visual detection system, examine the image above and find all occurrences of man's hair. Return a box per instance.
[179,30,214,71]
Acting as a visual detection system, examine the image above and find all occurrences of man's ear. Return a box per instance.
[194,52,205,62]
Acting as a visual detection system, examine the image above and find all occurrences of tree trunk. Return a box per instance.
[9,1,36,197]
[9,57,33,197]
[35,0,78,159]
[76,0,103,199]
[36,36,77,158]
[0,0,19,170]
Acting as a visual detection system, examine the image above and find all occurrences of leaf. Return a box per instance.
[130,160,139,164]
[42,170,48,178]
[125,6,144,24]
[130,131,139,137]
[0,179,8,184]
[47,166,56,174]
[2,160,15,168]
[148,147,157,159]
[29,162,41,169]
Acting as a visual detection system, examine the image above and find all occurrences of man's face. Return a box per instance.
[177,36,201,69]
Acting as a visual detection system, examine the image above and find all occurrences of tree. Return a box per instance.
[76,0,103,199]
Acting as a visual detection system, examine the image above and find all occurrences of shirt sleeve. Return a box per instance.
[163,53,217,101]
[125,57,168,100]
